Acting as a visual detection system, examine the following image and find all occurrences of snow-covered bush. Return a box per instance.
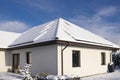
[19,64,80,80]
[108,62,114,72]
[112,51,120,69]
[35,73,50,79]
[36,74,80,80]
[19,63,33,80]
[46,75,58,80]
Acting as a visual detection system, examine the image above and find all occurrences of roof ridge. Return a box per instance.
[54,18,61,40]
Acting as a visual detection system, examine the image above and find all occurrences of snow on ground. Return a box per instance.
[0,70,120,80]
[81,70,120,80]
[0,72,23,80]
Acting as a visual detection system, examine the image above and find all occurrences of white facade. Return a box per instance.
[11,45,58,75]
[57,45,112,77]
[10,44,113,77]
[0,50,12,72]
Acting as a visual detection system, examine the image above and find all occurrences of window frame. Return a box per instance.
[26,52,31,64]
[72,50,80,67]
[101,52,106,65]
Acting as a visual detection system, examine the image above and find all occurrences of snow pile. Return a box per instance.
[46,75,58,80]
[0,71,120,80]
[0,72,23,80]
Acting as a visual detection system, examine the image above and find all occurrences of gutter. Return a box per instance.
[61,42,69,75]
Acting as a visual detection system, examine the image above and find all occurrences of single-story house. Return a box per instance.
[0,18,119,77]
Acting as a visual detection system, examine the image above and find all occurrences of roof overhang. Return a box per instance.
[0,48,7,51]
[8,40,119,51]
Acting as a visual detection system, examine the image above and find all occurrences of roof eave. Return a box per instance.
[8,40,119,50]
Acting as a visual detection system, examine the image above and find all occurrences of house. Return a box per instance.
[0,31,20,72]
[0,18,119,77]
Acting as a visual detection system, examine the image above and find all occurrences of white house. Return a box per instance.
[0,31,20,72]
[0,18,119,77]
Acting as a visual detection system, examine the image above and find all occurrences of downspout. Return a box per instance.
[110,52,112,63]
[61,42,69,75]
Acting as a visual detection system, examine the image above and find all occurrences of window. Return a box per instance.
[101,52,106,65]
[72,50,80,67]
[26,52,31,64]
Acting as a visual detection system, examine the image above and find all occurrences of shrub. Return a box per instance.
[36,74,80,80]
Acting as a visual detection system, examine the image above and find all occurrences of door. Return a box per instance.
[12,54,20,72]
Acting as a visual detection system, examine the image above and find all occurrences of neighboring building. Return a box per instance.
[0,18,119,77]
[0,31,20,72]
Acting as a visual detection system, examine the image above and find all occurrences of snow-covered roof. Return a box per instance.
[0,31,20,48]
[10,18,119,48]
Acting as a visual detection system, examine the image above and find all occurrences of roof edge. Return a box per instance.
[0,48,7,51]
[8,40,119,50]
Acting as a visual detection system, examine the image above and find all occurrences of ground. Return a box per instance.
[81,70,120,80]
[0,72,23,80]
[0,70,120,80]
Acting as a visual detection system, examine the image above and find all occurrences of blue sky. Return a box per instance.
[0,0,120,44]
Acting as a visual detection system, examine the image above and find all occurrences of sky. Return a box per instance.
[0,0,120,44]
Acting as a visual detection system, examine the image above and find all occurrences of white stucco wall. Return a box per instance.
[11,44,58,75]
[11,44,113,77]
[0,50,12,72]
[57,45,112,77]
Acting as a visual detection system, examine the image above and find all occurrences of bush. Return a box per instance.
[36,73,80,80]
[112,51,120,68]
[108,63,114,72]
[19,64,80,80]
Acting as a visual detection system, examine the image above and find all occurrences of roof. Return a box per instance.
[9,18,119,49]
[0,31,20,48]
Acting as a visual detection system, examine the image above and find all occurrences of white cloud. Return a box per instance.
[97,6,117,16]
[92,6,117,23]
[70,6,120,44]
[0,21,29,33]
